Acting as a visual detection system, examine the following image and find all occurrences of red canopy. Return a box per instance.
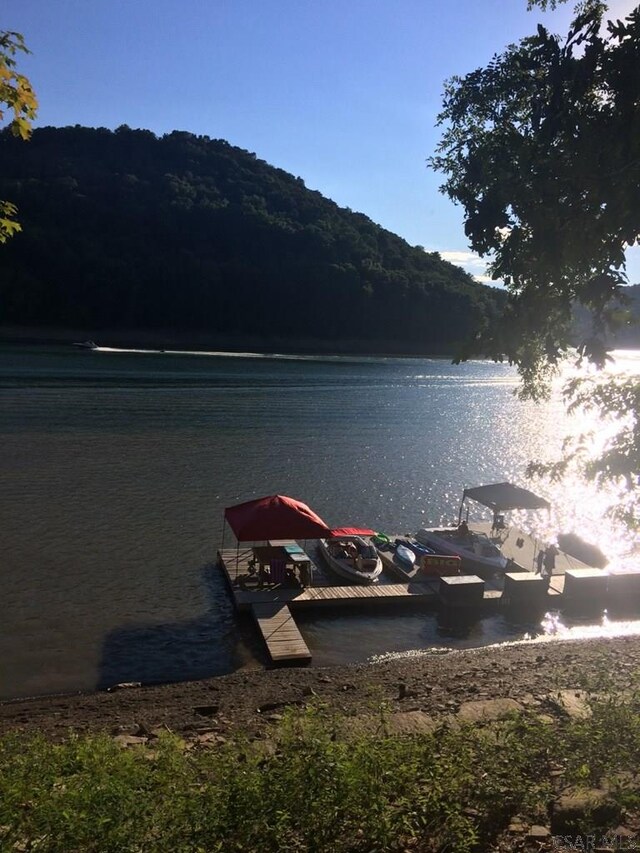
[224,495,331,541]
[329,527,377,538]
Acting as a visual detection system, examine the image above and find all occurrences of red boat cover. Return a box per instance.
[224,494,331,541]
[329,527,377,538]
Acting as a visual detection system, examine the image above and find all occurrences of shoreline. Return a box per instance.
[3,633,640,741]
[0,324,459,360]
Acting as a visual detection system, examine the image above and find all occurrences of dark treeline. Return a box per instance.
[0,125,501,353]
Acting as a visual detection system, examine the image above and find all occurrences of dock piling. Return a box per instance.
[438,575,485,607]
[502,572,549,607]
[562,568,609,608]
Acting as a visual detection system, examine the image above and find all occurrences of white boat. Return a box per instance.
[319,536,383,584]
[416,482,552,578]
[72,340,98,350]
[416,527,508,578]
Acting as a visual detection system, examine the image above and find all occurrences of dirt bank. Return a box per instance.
[1,634,637,741]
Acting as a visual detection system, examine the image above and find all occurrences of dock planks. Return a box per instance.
[252,603,311,663]
[217,548,439,612]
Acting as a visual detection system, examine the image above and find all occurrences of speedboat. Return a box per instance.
[416,527,508,578]
[319,535,383,584]
[72,340,98,350]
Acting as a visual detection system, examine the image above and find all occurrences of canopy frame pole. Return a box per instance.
[304,539,312,588]
[457,491,467,525]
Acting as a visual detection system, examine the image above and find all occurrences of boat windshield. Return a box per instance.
[472,533,500,557]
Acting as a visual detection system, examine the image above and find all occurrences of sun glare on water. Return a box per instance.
[516,348,640,573]
[539,609,640,641]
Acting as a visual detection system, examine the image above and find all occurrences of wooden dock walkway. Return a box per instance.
[217,548,439,610]
[237,580,440,609]
[251,603,311,663]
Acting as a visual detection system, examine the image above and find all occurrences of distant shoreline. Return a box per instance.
[5,326,639,362]
[0,324,463,361]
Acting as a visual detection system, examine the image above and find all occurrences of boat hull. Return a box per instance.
[385,551,420,581]
[319,538,383,585]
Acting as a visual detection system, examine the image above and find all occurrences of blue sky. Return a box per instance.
[4,0,639,284]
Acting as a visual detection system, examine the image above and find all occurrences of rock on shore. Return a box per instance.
[2,634,639,741]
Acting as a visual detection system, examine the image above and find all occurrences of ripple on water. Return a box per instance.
[2,346,639,699]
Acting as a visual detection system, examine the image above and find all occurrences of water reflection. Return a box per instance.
[540,608,640,641]
[369,603,640,668]
[525,348,640,570]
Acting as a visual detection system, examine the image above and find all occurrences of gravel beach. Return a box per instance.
[2,634,638,740]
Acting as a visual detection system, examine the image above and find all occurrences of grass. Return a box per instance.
[2,693,640,852]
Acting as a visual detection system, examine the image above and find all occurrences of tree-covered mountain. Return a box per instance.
[571,284,640,350]
[0,125,500,353]
[610,285,640,347]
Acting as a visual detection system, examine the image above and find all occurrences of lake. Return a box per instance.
[1,344,637,700]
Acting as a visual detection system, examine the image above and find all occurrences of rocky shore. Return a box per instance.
[2,634,639,741]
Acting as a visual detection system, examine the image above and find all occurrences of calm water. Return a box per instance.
[1,344,637,700]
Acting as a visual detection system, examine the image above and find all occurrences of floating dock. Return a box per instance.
[217,527,627,667]
[218,545,440,664]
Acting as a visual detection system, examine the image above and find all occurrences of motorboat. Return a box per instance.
[416,482,553,578]
[557,532,608,568]
[72,340,98,350]
[319,535,383,584]
[416,527,507,578]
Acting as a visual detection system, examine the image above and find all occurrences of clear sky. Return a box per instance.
[4,0,639,284]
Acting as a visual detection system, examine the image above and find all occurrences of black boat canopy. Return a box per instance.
[461,482,550,513]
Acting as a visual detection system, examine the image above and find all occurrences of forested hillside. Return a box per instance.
[611,285,640,347]
[571,284,640,349]
[0,125,500,353]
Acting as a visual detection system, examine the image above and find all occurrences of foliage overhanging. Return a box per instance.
[431,1,640,532]
[431,2,640,398]
[0,31,37,243]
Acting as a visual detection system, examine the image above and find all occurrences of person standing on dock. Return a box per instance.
[536,548,545,576]
[457,519,470,538]
[543,544,558,579]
